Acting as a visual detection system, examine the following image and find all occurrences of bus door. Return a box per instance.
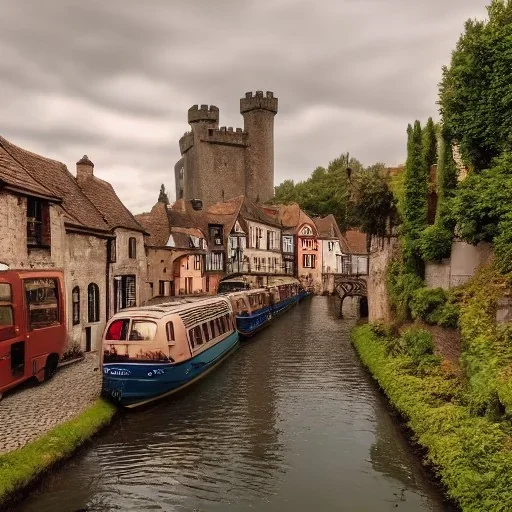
[0,281,26,392]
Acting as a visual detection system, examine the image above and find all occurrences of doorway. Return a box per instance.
[85,327,92,352]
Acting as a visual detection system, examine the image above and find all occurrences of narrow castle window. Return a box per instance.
[128,237,136,259]
[72,286,80,326]
[88,283,100,323]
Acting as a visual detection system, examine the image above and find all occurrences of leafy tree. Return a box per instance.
[422,117,437,171]
[439,0,512,171]
[158,184,169,204]
[402,121,429,272]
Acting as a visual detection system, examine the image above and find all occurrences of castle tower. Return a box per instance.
[181,104,219,200]
[240,91,278,203]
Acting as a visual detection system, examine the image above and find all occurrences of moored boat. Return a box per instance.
[227,288,273,338]
[102,296,239,408]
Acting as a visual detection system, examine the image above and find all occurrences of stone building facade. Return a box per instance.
[0,136,148,353]
[176,91,278,206]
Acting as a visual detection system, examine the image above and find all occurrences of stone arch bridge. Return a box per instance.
[322,273,367,317]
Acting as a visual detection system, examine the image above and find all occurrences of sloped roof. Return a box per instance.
[0,136,109,233]
[78,173,146,233]
[135,202,170,246]
[313,214,343,240]
[343,229,368,254]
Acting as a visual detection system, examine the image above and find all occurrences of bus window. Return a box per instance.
[0,283,11,301]
[129,321,157,341]
[166,321,175,342]
[0,305,14,342]
[106,319,130,341]
[24,278,59,330]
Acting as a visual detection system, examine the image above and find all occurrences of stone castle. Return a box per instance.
[175,91,278,206]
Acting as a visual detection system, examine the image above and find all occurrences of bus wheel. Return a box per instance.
[44,354,59,382]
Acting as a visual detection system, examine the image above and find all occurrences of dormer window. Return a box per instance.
[209,225,223,246]
[300,225,313,236]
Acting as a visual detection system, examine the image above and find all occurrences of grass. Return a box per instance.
[352,324,512,512]
[0,398,116,505]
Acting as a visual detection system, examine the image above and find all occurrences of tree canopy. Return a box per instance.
[438,0,512,171]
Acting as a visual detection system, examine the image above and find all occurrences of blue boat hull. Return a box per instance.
[272,295,298,317]
[102,331,239,408]
[236,305,273,338]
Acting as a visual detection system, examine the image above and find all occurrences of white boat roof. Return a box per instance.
[110,296,231,320]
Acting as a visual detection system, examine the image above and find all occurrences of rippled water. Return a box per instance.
[17,297,453,512]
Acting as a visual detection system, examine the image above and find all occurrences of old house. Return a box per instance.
[264,203,322,293]
[136,201,209,299]
[314,214,345,274]
[75,156,148,313]
[0,136,148,352]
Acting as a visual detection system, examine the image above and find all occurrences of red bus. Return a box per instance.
[0,269,66,398]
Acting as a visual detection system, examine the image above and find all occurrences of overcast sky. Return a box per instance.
[1,0,488,213]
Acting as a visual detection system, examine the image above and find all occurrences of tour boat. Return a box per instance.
[227,288,273,338]
[222,276,301,338]
[102,296,239,408]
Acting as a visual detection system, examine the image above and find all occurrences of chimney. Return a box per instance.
[190,199,203,211]
[76,155,94,181]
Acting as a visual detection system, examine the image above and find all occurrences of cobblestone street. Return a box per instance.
[0,353,102,454]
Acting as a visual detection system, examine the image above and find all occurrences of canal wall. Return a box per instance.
[352,263,512,511]
[0,355,116,508]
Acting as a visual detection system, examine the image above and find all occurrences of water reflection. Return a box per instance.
[17,297,450,512]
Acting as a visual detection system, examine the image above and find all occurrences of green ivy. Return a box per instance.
[418,224,453,262]
[386,259,424,322]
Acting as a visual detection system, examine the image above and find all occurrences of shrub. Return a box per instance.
[410,287,448,323]
[436,300,460,328]
[399,327,435,363]
[387,259,424,322]
[418,224,453,262]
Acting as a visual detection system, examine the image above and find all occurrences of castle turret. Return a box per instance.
[188,104,219,125]
[240,91,278,203]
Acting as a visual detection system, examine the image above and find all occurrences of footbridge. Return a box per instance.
[322,273,368,317]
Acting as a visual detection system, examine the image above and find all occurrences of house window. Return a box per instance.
[300,225,313,236]
[283,236,294,253]
[194,255,201,270]
[114,275,136,312]
[26,198,51,247]
[206,252,224,271]
[110,239,116,263]
[328,241,336,251]
[303,254,316,269]
[72,286,80,326]
[255,227,262,249]
[209,225,223,246]
[128,237,137,259]
[88,283,100,323]
[302,238,315,250]
[159,280,166,296]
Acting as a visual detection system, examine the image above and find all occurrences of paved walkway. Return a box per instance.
[0,353,102,454]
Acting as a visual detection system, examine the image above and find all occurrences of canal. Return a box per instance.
[17,297,452,511]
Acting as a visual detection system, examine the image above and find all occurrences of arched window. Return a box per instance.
[88,283,100,323]
[72,286,80,326]
[128,237,136,259]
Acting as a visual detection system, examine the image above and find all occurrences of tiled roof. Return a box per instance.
[313,214,343,240]
[0,144,59,200]
[343,229,368,254]
[78,174,146,233]
[135,202,170,246]
[0,136,109,233]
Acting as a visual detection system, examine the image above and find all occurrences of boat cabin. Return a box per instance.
[103,296,236,365]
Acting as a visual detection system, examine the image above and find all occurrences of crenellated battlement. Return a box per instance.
[202,126,248,147]
[188,104,219,124]
[240,91,278,115]
[179,131,194,154]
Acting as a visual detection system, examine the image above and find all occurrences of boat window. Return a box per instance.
[216,317,223,335]
[202,323,210,342]
[0,283,12,302]
[166,321,175,342]
[129,321,157,341]
[106,319,130,341]
[210,319,216,338]
[224,314,231,331]
[24,278,60,330]
[259,294,263,305]
[190,326,202,347]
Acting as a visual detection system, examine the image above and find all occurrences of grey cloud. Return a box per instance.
[0,0,489,212]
